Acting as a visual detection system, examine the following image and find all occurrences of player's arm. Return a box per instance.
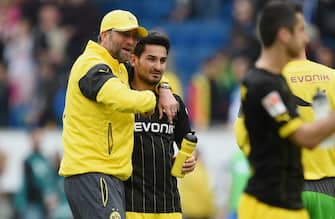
[173,95,196,174]
[155,75,179,124]
[254,81,304,145]
[289,111,335,149]
[258,81,335,149]
[79,64,156,113]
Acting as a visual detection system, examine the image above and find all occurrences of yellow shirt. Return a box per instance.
[283,60,335,180]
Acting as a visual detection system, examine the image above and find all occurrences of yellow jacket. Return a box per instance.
[59,41,156,180]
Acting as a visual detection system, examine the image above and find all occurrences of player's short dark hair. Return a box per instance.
[257,0,303,47]
[133,31,170,57]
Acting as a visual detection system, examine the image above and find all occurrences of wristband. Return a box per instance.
[159,82,171,90]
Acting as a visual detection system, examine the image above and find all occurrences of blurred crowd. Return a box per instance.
[0,1,335,218]
[0,128,71,219]
[0,0,334,130]
[0,0,100,128]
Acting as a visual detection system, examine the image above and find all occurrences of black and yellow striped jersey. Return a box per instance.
[241,67,304,210]
[124,94,191,213]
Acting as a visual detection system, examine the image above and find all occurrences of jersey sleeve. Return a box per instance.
[249,79,303,139]
[79,64,115,100]
[97,78,156,113]
[234,113,251,156]
[173,95,192,147]
[78,63,156,113]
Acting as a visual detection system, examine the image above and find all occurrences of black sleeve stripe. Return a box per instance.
[293,95,311,107]
[79,64,115,101]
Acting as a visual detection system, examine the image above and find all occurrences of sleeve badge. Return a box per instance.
[261,91,287,117]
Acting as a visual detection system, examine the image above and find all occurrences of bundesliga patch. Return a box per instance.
[261,91,287,117]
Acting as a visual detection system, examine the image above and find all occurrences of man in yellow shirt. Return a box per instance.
[59,10,177,219]
[283,53,335,219]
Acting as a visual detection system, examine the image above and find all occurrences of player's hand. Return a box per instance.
[158,88,179,124]
[182,155,197,174]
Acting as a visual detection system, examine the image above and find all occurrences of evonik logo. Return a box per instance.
[289,74,330,83]
[134,122,174,134]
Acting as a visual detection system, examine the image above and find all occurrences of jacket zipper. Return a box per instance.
[108,122,113,155]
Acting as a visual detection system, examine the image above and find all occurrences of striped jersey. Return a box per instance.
[124,94,191,213]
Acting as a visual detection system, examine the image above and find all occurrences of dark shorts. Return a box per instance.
[64,173,126,219]
[303,177,335,219]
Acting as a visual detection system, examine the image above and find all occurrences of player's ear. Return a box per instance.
[100,31,108,41]
[278,27,291,44]
[130,54,137,67]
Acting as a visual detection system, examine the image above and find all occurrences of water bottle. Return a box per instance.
[312,89,334,148]
[171,132,197,178]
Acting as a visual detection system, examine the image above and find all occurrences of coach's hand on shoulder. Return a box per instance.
[158,88,179,124]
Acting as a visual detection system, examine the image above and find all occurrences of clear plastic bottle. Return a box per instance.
[171,132,197,178]
[312,88,334,148]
